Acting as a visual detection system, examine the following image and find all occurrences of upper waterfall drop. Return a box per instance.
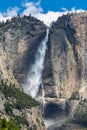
[23,29,49,98]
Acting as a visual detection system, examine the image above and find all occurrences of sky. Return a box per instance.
[0,0,86,26]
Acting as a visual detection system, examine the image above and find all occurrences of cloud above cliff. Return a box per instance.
[22,1,43,16]
[0,1,85,26]
[22,1,84,26]
[0,7,19,21]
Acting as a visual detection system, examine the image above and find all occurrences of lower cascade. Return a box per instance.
[41,83,46,115]
[23,28,49,102]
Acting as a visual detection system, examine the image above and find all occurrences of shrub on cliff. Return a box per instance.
[0,80,39,110]
[14,115,29,126]
[73,99,87,126]
[4,102,13,115]
[69,91,80,100]
[0,118,20,130]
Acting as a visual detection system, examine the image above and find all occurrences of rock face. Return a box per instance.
[43,12,87,130]
[0,16,47,130]
[1,12,87,130]
[43,12,87,99]
[0,91,46,130]
[0,16,46,87]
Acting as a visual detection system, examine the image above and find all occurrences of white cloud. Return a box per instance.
[4,7,19,17]
[22,1,43,16]
[35,11,64,27]
[0,7,19,22]
[68,7,84,13]
[22,1,85,26]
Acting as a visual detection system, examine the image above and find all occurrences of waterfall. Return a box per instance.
[41,83,46,114]
[23,29,49,99]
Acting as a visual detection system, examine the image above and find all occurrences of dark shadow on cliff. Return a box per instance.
[42,29,55,98]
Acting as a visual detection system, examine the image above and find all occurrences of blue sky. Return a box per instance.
[0,0,86,26]
[39,0,87,12]
[0,0,86,13]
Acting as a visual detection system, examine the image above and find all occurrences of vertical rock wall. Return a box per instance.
[43,12,87,100]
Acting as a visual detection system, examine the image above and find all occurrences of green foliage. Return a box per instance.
[0,79,39,127]
[0,80,39,110]
[73,99,87,126]
[69,91,80,100]
[73,111,87,126]
[14,116,29,126]
[4,102,13,115]
[0,118,20,130]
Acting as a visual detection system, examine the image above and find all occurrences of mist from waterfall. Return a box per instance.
[41,83,46,114]
[23,29,49,99]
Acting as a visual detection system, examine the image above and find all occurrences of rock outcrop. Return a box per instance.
[0,91,46,130]
[43,12,87,130]
[0,16,47,130]
[43,12,87,99]
[0,16,46,87]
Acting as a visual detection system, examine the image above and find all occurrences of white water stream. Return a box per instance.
[23,28,67,129]
[23,29,49,100]
[41,83,46,114]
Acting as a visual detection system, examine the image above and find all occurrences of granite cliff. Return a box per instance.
[0,16,47,130]
[44,12,87,99]
[0,15,46,87]
[43,12,87,129]
[0,82,46,130]
[0,12,87,130]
